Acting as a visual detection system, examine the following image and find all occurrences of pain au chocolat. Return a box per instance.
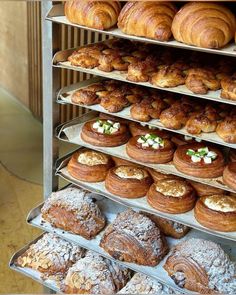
[126,134,175,164]
[105,165,152,198]
[173,143,225,178]
[147,178,196,214]
[223,162,236,191]
[41,187,106,239]
[194,194,236,232]
[67,149,114,182]
[100,209,168,266]
[81,119,130,147]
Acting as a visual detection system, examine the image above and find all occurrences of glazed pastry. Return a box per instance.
[118,273,176,294]
[147,168,180,183]
[65,0,121,30]
[100,92,130,113]
[129,122,170,138]
[147,178,196,214]
[118,2,177,41]
[126,134,175,164]
[143,214,190,239]
[16,233,84,279]
[194,194,236,232]
[67,149,114,182]
[71,83,105,105]
[223,163,236,190]
[62,251,131,294]
[171,2,236,48]
[100,210,168,266]
[150,66,186,88]
[164,238,236,293]
[159,105,189,130]
[221,74,236,101]
[105,165,152,198]
[173,143,225,178]
[185,68,220,94]
[127,61,156,83]
[81,119,130,147]
[229,149,236,162]
[216,116,236,143]
[41,187,106,239]
[189,181,224,197]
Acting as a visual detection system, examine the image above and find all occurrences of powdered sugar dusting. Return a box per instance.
[173,238,236,294]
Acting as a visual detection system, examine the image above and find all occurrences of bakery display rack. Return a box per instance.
[11,1,236,294]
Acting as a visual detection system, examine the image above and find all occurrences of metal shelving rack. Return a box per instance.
[10,1,236,293]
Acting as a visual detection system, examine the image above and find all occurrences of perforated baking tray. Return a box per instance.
[57,77,236,149]
[27,190,236,294]
[47,4,236,58]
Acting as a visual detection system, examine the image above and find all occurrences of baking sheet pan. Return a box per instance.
[47,4,236,58]
[27,191,236,294]
[53,48,236,107]
[55,114,235,195]
[9,234,61,293]
[57,77,236,149]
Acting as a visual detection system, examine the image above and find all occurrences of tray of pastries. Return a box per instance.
[53,38,236,105]
[57,77,236,148]
[53,150,236,241]
[55,111,236,194]
[25,186,236,294]
[47,2,236,57]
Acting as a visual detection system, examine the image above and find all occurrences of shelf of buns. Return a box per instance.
[10,234,61,293]
[54,151,236,242]
[53,47,236,107]
[57,77,236,149]
[55,111,236,194]
[46,4,236,58]
[27,189,236,294]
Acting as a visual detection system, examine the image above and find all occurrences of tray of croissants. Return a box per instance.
[15,185,236,294]
[58,77,236,147]
[47,1,236,57]
[53,37,236,106]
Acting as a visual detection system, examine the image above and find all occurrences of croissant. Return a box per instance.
[65,0,121,30]
[118,2,177,41]
[171,2,236,48]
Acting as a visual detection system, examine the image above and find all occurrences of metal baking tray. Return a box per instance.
[9,233,61,293]
[54,150,236,242]
[55,112,235,195]
[53,47,236,107]
[57,77,236,149]
[27,191,236,294]
[47,4,236,58]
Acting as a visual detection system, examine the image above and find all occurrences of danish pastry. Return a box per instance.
[71,83,105,105]
[67,149,114,182]
[129,122,170,138]
[171,134,197,146]
[150,66,186,88]
[194,194,236,232]
[186,110,218,135]
[62,251,131,294]
[216,116,236,143]
[126,134,175,164]
[100,210,168,266]
[127,61,155,83]
[143,214,190,239]
[81,119,130,147]
[16,233,84,279]
[118,273,176,294]
[229,149,236,162]
[189,181,224,197]
[100,92,130,113]
[223,162,236,191]
[41,187,106,239]
[173,143,225,178]
[105,165,152,198]
[221,74,236,101]
[146,168,180,183]
[147,178,196,214]
[164,238,236,293]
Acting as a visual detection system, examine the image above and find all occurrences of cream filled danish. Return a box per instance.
[126,134,175,164]
[186,147,217,164]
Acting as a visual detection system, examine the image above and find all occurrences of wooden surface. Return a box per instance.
[0,163,43,293]
[0,1,29,108]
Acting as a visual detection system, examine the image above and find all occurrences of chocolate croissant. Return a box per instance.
[171,2,236,48]
[100,209,168,266]
[164,238,236,293]
[118,2,177,41]
[65,0,121,29]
